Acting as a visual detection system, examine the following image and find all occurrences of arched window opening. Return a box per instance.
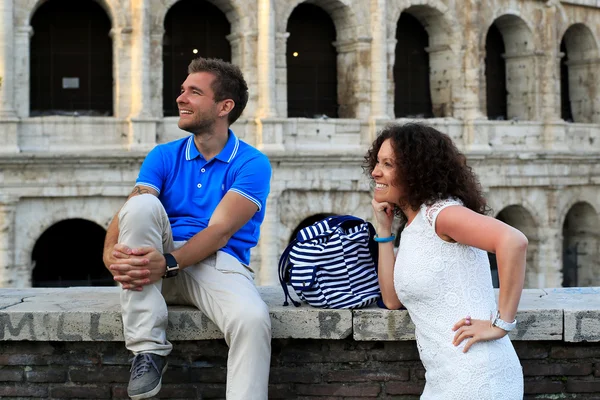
[32,219,112,287]
[485,23,507,120]
[286,4,338,118]
[562,203,600,287]
[560,24,599,124]
[163,0,231,116]
[289,213,337,244]
[394,13,432,118]
[490,206,539,288]
[30,0,113,116]
[560,39,573,122]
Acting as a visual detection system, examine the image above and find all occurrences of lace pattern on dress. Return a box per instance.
[424,198,464,229]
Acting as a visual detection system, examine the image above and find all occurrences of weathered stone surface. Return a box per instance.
[0,286,352,341]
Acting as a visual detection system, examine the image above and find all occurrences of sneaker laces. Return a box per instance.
[129,353,159,380]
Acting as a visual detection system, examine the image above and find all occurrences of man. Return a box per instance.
[103,58,272,400]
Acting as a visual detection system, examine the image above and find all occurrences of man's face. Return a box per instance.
[176,72,220,134]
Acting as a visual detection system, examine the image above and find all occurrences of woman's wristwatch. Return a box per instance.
[491,310,517,332]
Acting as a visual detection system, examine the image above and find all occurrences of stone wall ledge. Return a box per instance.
[0,287,598,343]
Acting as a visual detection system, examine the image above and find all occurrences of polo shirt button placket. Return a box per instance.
[201,168,206,173]
[197,183,202,188]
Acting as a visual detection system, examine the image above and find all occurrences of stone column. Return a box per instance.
[256,0,277,119]
[259,193,281,286]
[13,25,31,119]
[458,1,488,152]
[0,196,17,287]
[369,0,388,120]
[127,0,156,151]
[0,0,16,118]
[274,32,289,117]
[368,0,389,143]
[110,26,133,119]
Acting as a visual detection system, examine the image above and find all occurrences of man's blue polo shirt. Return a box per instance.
[135,130,272,266]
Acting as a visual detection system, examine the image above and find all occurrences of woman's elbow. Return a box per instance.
[383,297,403,310]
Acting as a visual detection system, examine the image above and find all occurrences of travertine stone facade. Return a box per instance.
[0,0,599,288]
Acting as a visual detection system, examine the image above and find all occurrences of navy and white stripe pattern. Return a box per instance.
[278,216,381,309]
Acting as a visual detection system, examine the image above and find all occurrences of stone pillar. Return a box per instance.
[537,227,563,288]
[13,25,31,119]
[274,32,289,118]
[459,1,488,152]
[149,28,164,117]
[259,193,281,286]
[111,27,133,119]
[368,0,389,144]
[385,38,397,119]
[127,0,156,151]
[256,0,277,119]
[369,0,388,120]
[0,0,16,118]
[253,0,284,152]
[335,38,371,119]
[0,196,17,287]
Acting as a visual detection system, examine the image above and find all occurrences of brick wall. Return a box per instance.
[1,339,599,399]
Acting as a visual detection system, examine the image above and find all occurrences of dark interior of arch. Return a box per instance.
[394,12,433,118]
[286,3,338,118]
[485,23,507,120]
[163,0,231,116]
[560,39,573,122]
[289,213,337,244]
[32,218,113,287]
[30,0,113,116]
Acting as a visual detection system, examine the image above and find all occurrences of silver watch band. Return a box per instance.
[491,310,517,332]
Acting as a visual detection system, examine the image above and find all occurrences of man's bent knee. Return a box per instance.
[119,194,164,222]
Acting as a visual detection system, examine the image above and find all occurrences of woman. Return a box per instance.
[365,123,526,399]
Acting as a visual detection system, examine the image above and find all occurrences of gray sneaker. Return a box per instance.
[127,353,167,400]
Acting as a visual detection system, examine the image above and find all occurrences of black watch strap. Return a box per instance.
[163,253,179,279]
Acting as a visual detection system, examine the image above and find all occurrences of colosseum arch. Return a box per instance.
[389,3,458,118]
[494,205,540,288]
[279,190,372,255]
[161,0,232,117]
[562,202,600,287]
[20,0,123,28]
[28,0,114,116]
[482,13,537,121]
[276,0,362,118]
[559,23,600,124]
[32,219,112,287]
[150,0,243,118]
[14,197,123,287]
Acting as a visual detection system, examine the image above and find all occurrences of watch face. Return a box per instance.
[164,268,179,278]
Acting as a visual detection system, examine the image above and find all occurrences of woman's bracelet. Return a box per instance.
[374,234,395,243]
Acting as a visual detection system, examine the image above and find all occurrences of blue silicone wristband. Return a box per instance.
[374,234,395,243]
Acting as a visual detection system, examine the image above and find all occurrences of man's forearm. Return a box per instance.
[103,213,119,268]
[171,224,231,269]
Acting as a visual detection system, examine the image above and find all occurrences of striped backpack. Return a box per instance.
[278,215,381,309]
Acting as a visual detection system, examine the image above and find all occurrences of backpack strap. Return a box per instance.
[278,238,301,307]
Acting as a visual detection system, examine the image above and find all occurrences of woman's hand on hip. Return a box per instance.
[451,316,508,353]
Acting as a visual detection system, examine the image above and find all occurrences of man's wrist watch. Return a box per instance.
[491,310,517,332]
[162,253,179,279]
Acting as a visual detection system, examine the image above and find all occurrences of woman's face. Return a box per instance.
[371,139,403,205]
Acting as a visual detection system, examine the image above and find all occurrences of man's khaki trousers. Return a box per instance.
[118,194,271,400]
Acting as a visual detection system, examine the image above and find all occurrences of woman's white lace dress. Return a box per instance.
[394,199,523,399]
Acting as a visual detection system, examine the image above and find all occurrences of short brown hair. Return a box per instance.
[187,58,249,125]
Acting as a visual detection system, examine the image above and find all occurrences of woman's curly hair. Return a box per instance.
[363,123,490,220]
